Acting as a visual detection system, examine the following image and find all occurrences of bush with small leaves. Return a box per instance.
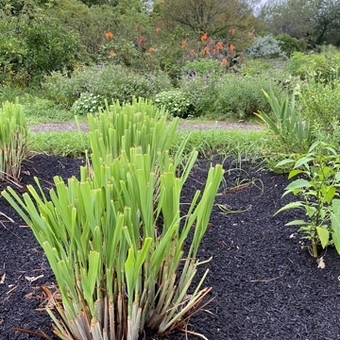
[247,35,284,59]
[154,90,194,118]
[71,92,104,115]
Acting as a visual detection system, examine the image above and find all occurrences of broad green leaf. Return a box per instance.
[276,158,295,167]
[316,226,329,249]
[275,201,304,214]
[288,169,303,179]
[331,211,340,254]
[283,179,311,195]
[294,156,313,169]
[324,186,336,203]
[285,219,307,226]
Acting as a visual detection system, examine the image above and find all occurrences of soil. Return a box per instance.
[1,154,340,340]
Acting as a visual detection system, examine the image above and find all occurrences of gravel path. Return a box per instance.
[29,121,263,133]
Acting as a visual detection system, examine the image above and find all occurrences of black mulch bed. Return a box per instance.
[1,154,340,340]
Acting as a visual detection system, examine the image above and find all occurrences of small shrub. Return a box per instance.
[179,74,223,117]
[276,34,306,57]
[154,90,194,118]
[42,65,172,108]
[181,59,224,76]
[246,35,284,59]
[71,92,104,115]
[215,75,280,119]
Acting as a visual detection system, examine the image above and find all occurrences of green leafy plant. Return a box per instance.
[276,142,340,257]
[0,100,28,181]
[288,51,340,82]
[216,75,279,120]
[154,90,194,118]
[2,109,224,339]
[255,88,312,153]
[42,65,172,109]
[71,92,104,115]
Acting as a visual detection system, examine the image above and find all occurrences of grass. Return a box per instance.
[29,127,267,159]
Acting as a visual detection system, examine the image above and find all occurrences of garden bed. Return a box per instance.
[0,154,340,339]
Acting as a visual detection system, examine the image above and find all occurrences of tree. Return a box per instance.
[154,0,259,38]
[259,0,340,46]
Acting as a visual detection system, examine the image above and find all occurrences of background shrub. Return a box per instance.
[214,75,281,119]
[154,90,194,118]
[247,35,284,59]
[288,52,340,81]
[181,59,224,76]
[71,92,104,115]
[179,74,223,118]
[276,34,306,57]
[43,65,173,108]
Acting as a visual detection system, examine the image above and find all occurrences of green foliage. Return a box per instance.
[0,100,28,181]
[21,18,81,83]
[256,88,312,154]
[239,58,272,77]
[299,79,340,132]
[42,65,172,108]
[276,142,340,257]
[71,92,104,115]
[182,59,224,76]
[2,98,224,339]
[246,35,284,59]
[215,75,280,120]
[288,52,340,82]
[276,34,306,57]
[154,90,194,118]
[178,74,222,117]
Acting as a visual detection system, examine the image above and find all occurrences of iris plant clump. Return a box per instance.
[2,97,224,339]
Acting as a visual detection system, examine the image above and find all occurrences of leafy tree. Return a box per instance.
[154,0,259,37]
[260,0,340,46]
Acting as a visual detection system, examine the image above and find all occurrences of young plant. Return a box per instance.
[0,100,28,181]
[276,142,340,257]
[256,88,312,154]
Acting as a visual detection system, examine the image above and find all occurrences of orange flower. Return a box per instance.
[155,27,161,33]
[215,41,224,51]
[229,43,235,51]
[221,58,229,66]
[190,49,196,56]
[138,35,145,45]
[229,29,235,35]
[105,31,113,39]
[109,50,116,56]
[200,33,208,42]
[203,45,209,56]
[181,39,187,48]
[148,47,155,53]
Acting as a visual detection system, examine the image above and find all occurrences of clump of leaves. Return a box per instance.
[276,142,340,258]
[255,88,312,154]
[0,100,28,181]
[2,98,224,340]
[154,90,194,118]
[71,92,104,115]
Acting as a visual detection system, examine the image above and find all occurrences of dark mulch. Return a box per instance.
[1,154,340,340]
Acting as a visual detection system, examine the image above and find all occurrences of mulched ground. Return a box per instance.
[1,154,340,340]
